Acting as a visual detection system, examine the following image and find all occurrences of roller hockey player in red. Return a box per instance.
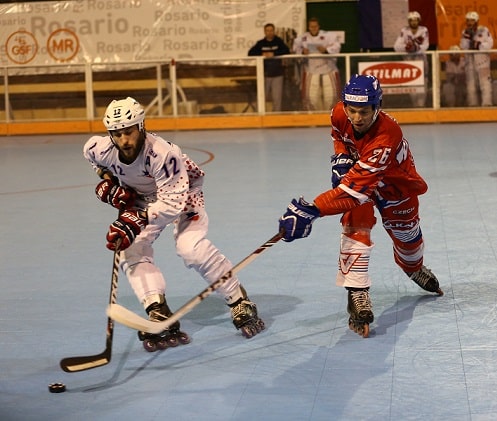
[279,75,442,338]
[83,97,264,351]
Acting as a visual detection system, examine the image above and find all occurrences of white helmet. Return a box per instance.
[449,45,461,51]
[407,11,421,21]
[465,11,479,21]
[103,97,145,131]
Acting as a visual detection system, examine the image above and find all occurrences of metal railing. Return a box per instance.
[1,50,496,122]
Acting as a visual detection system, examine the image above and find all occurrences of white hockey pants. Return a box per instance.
[121,207,243,309]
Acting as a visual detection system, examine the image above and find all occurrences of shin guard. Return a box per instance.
[336,233,373,288]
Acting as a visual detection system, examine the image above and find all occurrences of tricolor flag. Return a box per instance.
[358,0,438,50]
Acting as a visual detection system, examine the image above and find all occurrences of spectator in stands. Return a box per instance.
[393,11,430,107]
[292,17,341,111]
[441,46,467,107]
[248,23,290,112]
[459,11,494,107]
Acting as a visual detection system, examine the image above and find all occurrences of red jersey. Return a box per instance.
[331,101,427,202]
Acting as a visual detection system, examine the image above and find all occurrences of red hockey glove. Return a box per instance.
[106,209,148,250]
[414,36,424,45]
[95,179,136,210]
[405,41,417,53]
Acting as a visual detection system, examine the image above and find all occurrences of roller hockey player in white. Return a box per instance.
[393,11,430,107]
[459,11,494,107]
[279,75,442,339]
[83,97,264,351]
[292,17,341,111]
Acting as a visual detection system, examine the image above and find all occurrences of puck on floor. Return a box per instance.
[48,382,66,393]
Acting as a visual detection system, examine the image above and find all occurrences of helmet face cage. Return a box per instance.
[103,97,145,132]
[407,11,421,21]
[342,74,383,109]
[465,11,479,21]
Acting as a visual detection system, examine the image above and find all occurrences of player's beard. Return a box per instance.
[118,133,145,164]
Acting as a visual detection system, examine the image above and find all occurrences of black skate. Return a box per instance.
[229,297,265,339]
[138,298,190,353]
[347,288,374,338]
[406,265,443,296]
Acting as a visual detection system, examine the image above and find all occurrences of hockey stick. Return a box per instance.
[60,239,121,373]
[107,231,283,334]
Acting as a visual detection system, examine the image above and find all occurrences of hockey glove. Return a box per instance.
[470,40,481,50]
[279,197,320,242]
[463,28,475,40]
[331,153,355,188]
[405,41,417,53]
[414,36,424,45]
[96,179,136,210]
[106,209,148,250]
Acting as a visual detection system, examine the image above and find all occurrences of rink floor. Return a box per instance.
[1,122,497,420]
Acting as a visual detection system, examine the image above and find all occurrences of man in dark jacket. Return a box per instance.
[248,23,290,111]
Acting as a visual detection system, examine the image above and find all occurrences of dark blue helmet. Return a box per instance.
[342,74,383,108]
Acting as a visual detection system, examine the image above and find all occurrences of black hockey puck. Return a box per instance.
[48,382,66,393]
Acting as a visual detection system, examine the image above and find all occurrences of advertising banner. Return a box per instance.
[0,0,305,67]
[437,1,497,50]
[358,60,425,93]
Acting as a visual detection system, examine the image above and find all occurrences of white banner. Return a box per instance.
[0,0,305,66]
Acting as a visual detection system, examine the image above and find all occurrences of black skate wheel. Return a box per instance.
[348,319,370,338]
[240,325,255,338]
[165,336,179,347]
[48,382,66,393]
[256,319,266,332]
[156,339,169,350]
[142,339,158,352]
[178,332,191,345]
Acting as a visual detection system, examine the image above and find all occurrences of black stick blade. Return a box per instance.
[60,352,111,373]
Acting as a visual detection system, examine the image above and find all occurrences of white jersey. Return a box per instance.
[445,57,466,83]
[293,30,341,74]
[393,25,429,54]
[460,25,493,51]
[83,131,204,228]
[459,24,493,106]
